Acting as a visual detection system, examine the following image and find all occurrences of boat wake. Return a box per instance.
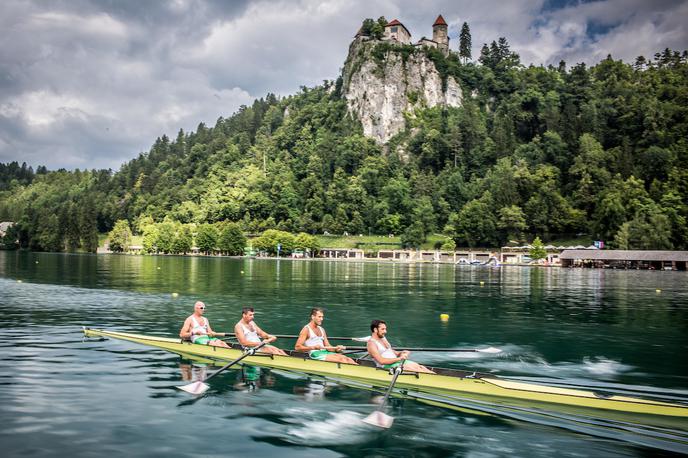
[283,408,371,445]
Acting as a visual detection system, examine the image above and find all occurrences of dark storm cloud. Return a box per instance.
[0,0,686,170]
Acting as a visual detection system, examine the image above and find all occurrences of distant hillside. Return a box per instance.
[1,19,687,253]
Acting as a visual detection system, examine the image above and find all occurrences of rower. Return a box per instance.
[234,307,288,356]
[295,308,357,365]
[367,319,435,374]
[179,301,230,348]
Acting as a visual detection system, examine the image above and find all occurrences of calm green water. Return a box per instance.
[1,251,687,457]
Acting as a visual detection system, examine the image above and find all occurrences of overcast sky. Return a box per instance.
[1,0,686,171]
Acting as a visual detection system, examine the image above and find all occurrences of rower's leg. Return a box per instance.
[261,345,288,356]
[209,339,231,348]
[325,353,358,365]
[404,361,435,374]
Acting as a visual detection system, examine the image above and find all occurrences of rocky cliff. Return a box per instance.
[342,38,463,144]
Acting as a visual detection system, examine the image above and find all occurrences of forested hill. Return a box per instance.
[1,33,687,252]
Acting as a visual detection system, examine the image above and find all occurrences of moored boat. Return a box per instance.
[83,327,688,430]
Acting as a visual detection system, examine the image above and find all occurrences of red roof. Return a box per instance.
[385,19,411,37]
[433,15,447,27]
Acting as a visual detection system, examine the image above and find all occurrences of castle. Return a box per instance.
[357,15,450,55]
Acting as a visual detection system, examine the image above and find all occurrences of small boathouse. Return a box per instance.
[560,250,688,270]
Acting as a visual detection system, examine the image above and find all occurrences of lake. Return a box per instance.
[1,251,687,457]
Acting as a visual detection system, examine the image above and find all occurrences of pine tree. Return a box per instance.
[459,22,472,63]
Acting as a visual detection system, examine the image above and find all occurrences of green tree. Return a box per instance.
[459,22,472,63]
[142,224,159,253]
[108,220,133,253]
[156,221,176,254]
[440,238,456,251]
[497,205,527,244]
[252,229,294,255]
[294,232,319,253]
[452,197,497,247]
[218,222,246,255]
[401,221,425,249]
[172,225,193,254]
[195,224,218,254]
[529,236,547,261]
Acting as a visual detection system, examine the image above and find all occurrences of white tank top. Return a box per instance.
[190,316,209,343]
[371,337,397,367]
[239,321,261,344]
[304,325,325,348]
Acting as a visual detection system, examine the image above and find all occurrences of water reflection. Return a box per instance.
[2,251,688,457]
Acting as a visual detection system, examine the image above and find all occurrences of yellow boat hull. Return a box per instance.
[83,328,688,430]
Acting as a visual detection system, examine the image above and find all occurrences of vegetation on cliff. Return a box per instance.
[1,28,687,252]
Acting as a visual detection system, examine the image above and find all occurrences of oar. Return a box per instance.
[221,333,370,342]
[176,342,267,395]
[343,346,502,353]
[362,361,405,428]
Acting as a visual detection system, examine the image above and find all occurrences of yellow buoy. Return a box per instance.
[240,270,244,274]
[480,281,485,286]
[17,280,22,283]
[171,292,179,297]
[157,267,161,270]
[440,313,449,322]
[656,289,661,293]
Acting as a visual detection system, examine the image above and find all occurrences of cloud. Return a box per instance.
[0,0,686,170]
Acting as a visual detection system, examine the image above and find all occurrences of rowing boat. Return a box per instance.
[83,328,688,430]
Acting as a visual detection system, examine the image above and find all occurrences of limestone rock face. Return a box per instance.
[342,38,463,144]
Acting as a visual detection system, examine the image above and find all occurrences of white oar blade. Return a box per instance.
[362,410,394,429]
[352,336,371,342]
[176,380,209,395]
[478,347,502,354]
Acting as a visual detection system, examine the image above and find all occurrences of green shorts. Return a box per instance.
[309,350,336,361]
[383,360,415,370]
[193,335,219,345]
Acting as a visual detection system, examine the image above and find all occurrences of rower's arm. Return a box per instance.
[234,323,251,346]
[180,318,192,339]
[321,331,344,352]
[206,322,225,338]
[254,324,276,343]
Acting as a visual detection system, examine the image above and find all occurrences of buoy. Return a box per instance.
[480,281,485,286]
[35,261,39,264]
[240,270,244,274]
[17,280,22,283]
[157,267,161,270]
[440,313,449,322]
[171,292,179,297]
[656,289,661,293]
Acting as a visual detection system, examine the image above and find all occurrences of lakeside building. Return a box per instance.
[560,250,688,270]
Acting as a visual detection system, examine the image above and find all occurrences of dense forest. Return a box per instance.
[1,24,687,253]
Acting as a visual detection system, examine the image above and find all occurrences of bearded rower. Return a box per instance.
[367,319,435,374]
[179,301,230,348]
[234,307,287,356]
[295,308,357,365]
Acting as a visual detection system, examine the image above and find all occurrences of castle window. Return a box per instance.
[391,27,398,33]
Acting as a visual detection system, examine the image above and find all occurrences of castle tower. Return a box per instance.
[432,15,449,53]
